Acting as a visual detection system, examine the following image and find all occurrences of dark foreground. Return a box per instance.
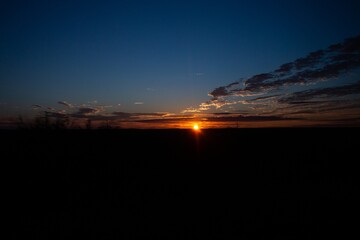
[3,128,359,239]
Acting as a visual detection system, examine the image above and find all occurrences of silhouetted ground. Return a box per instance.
[3,128,359,239]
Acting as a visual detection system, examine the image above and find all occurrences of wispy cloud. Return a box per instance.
[278,81,360,104]
[209,35,360,99]
[75,107,101,116]
[204,115,300,122]
[32,104,42,109]
[111,112,172,120]
[58,101,73,108]
[184,35,360,126]
[134,102,144,105]
[30,101,178,128]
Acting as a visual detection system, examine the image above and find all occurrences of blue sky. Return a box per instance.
[1,0,359,128]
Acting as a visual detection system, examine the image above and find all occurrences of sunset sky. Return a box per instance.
[1,0,359,128]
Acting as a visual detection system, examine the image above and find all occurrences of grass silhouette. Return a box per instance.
[4,128,359,239]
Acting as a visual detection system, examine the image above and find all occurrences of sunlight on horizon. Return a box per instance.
[193,124,200,132]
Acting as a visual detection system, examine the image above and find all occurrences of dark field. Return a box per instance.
[3,129,359,239]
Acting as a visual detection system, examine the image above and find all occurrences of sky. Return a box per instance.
[1,0,360,128]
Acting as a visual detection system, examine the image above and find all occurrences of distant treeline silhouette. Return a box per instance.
[17,112,115,130]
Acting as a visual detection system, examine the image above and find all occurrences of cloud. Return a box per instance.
[182,108,201,113]
[211,112,236,115]
[58,101,72,108]
[209,87,228,99]
[28,101,193,128]
[205,115,300,122]
[75,107,100,116]
[133,113,299,125]
[278,81,360,104]
[274,99,360,120]
[209,35,360,99]
[112,112,132,118]
[111,112,169,120]
[177,35,360,127]
[133,112,168,117]
[97,105,113,108]
[251,94,282,101]
[182,101,224,113]
[133,116,195,123]
[134,102,144,105]
[32,104,42,109]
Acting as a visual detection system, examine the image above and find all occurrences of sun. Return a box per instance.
[193,124,200,131]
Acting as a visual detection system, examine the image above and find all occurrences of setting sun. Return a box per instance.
[193,124,200,131]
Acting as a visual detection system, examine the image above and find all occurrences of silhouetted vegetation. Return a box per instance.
[4,128,358,239]
[16,112,72,130]
[16,112,117,130]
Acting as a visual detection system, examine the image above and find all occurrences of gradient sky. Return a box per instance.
[1,0,360,128]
